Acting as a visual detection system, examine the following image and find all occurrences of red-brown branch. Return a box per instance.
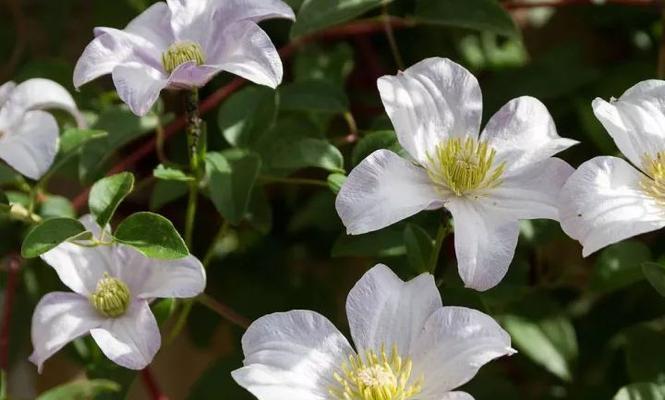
[0,257,21,371]
[71,17,412,212]
[141,367,169,400]
[503,0,659,9]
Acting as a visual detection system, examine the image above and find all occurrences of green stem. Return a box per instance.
[430,218,452,275]
[382,3,405,70]
[259,176,329,187]
[184,89,203,247]
[0,369,6,400]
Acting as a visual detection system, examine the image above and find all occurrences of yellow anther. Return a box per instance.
[161,41,206,74]
[90,273,131,318]
[641,152,665,205]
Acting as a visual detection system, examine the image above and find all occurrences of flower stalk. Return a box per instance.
[184,89,204,247]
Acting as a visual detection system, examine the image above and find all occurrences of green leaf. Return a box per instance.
[206,151,262,224]
[622,324,665,383]
[89,172,135,228]
[643,262,665,297]
[613,383,665,400]
[36,379,120,400]
[291,0,393,38]
[327,173,347,194]
[272,138,344,173]
[403,224,434,274]
[0,190,8,207]
[39,195,75,219]
[592,240,652,292]
[58,128,108,155]
[218,86,278,148]
[150,180,188,211]
[153,164,193,182]
[279,80,349,113]
[21,218,87,258]
[114,212,189,259]
[413,0,519,38]
[351,130,405,166]
[293,43,355,85]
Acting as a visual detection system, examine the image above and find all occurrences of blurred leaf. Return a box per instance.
[206,151,262,225]
[643,262,665,297]
[21,218,87,258]
[613,383,665,400]
[592,240,652,292]
[403,223,434,274]
[89,172,135,228]
[40,195,75,219]
[36,379,120,400]
[622,324,665,383]
[0,190,8,206]
[333,226,406,257]
[351,130,404,166]
[413,0,519,38]
[150,180,188,211]
[218,86,278,148]
[291,0,393,38]
[114,212,189,259]
[152,298,177,325]
[187,355,253,400]
[293,43,355,84]
[279,81,349,113]
[272,138,344,173]
[0,164,23,186]
[245,188,273,234]
[58,129,108,156]
[153,164,193,182]
[327,173,347,194]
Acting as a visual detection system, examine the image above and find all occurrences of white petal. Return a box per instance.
[209,21,283,88]
[90,300,160,370]
[41,241,116,295]
[559,156,665,256]
[480,96,577,172]
[0,110,58,180]
[335,149,442,235]
[6,79,85,128]
[411,306,514,396]
[29,292,103,373]
[114,246,206,299]
[592,81,665,168]
[232,310,354,400]
[168,62,223,89]
[111,62,168,116]
[214,0,295,23]
[377,57,482,163]
[346,264,442,356]
[125,2,174,50]
[446,199,520,291]
[440,392,475,400]
[481,158,574,221]
[0,81,16,107]
[74,28,162,89]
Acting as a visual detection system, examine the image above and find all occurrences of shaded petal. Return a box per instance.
[112,62,168,116]
[208,21,283,88]
[125,2,174,50]
[440,393,475,400]
[559,156,665,257]
[213,0,294,23]
[0,110,58,180]
[232,310,354,400]
[41,239,116,295]
[377,57,482,163]
[167,62,223,89]
[29,292,103,373]
[411,307,514,396]
[8,79,85,128]
[346,264,442,356]
[90,300,160,370]
[335,149,443,235]
[0,81,16,107]
[114,246,206,299]
[592,80,665,168]
[447,199,520,291]
[74,28,162,89]
[481,158,574,221]
[480,96,577,172]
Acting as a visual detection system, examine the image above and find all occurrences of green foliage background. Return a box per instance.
[2,0,665,399]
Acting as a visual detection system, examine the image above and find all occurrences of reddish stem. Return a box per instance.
[503,0,659,9]
[0,257,21,371]
[141,368,168,400]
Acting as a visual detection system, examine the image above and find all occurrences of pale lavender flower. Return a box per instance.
[0,79,84,180]
[29,216,206,372]
[74,0,295,116]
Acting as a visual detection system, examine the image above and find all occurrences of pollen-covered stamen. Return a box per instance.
[161,41,206,74]
[426,136,506,196]
[329,344,423,400]
[90,273,131,318]
[641,152,665,205]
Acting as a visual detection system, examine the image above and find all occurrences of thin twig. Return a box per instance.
[197,293,251,330]
[503,0,659,10]
[382,4,405,70]
[259,176,329,188]
[141,368,168,400]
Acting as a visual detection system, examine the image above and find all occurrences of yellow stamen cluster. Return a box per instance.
[162,41,206,74]
[90,273,131,318]
[330,344,422,400]
[641,152,665,204]
[426,136,506,196]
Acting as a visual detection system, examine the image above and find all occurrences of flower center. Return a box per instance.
[426,136,506,196]
[641,152,665,205]
[90,273,131,318]
[161,41,206,74]
[330,344,422,400]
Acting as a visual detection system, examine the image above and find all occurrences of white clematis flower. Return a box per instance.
[73,0,295,116]
[0,79,85,180]
[336,57,577,291]
[232,264,515,400]
[560,80,665,256]
[29,215,206,372]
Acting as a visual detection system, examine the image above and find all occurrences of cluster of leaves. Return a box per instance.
[1,0,665,399]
